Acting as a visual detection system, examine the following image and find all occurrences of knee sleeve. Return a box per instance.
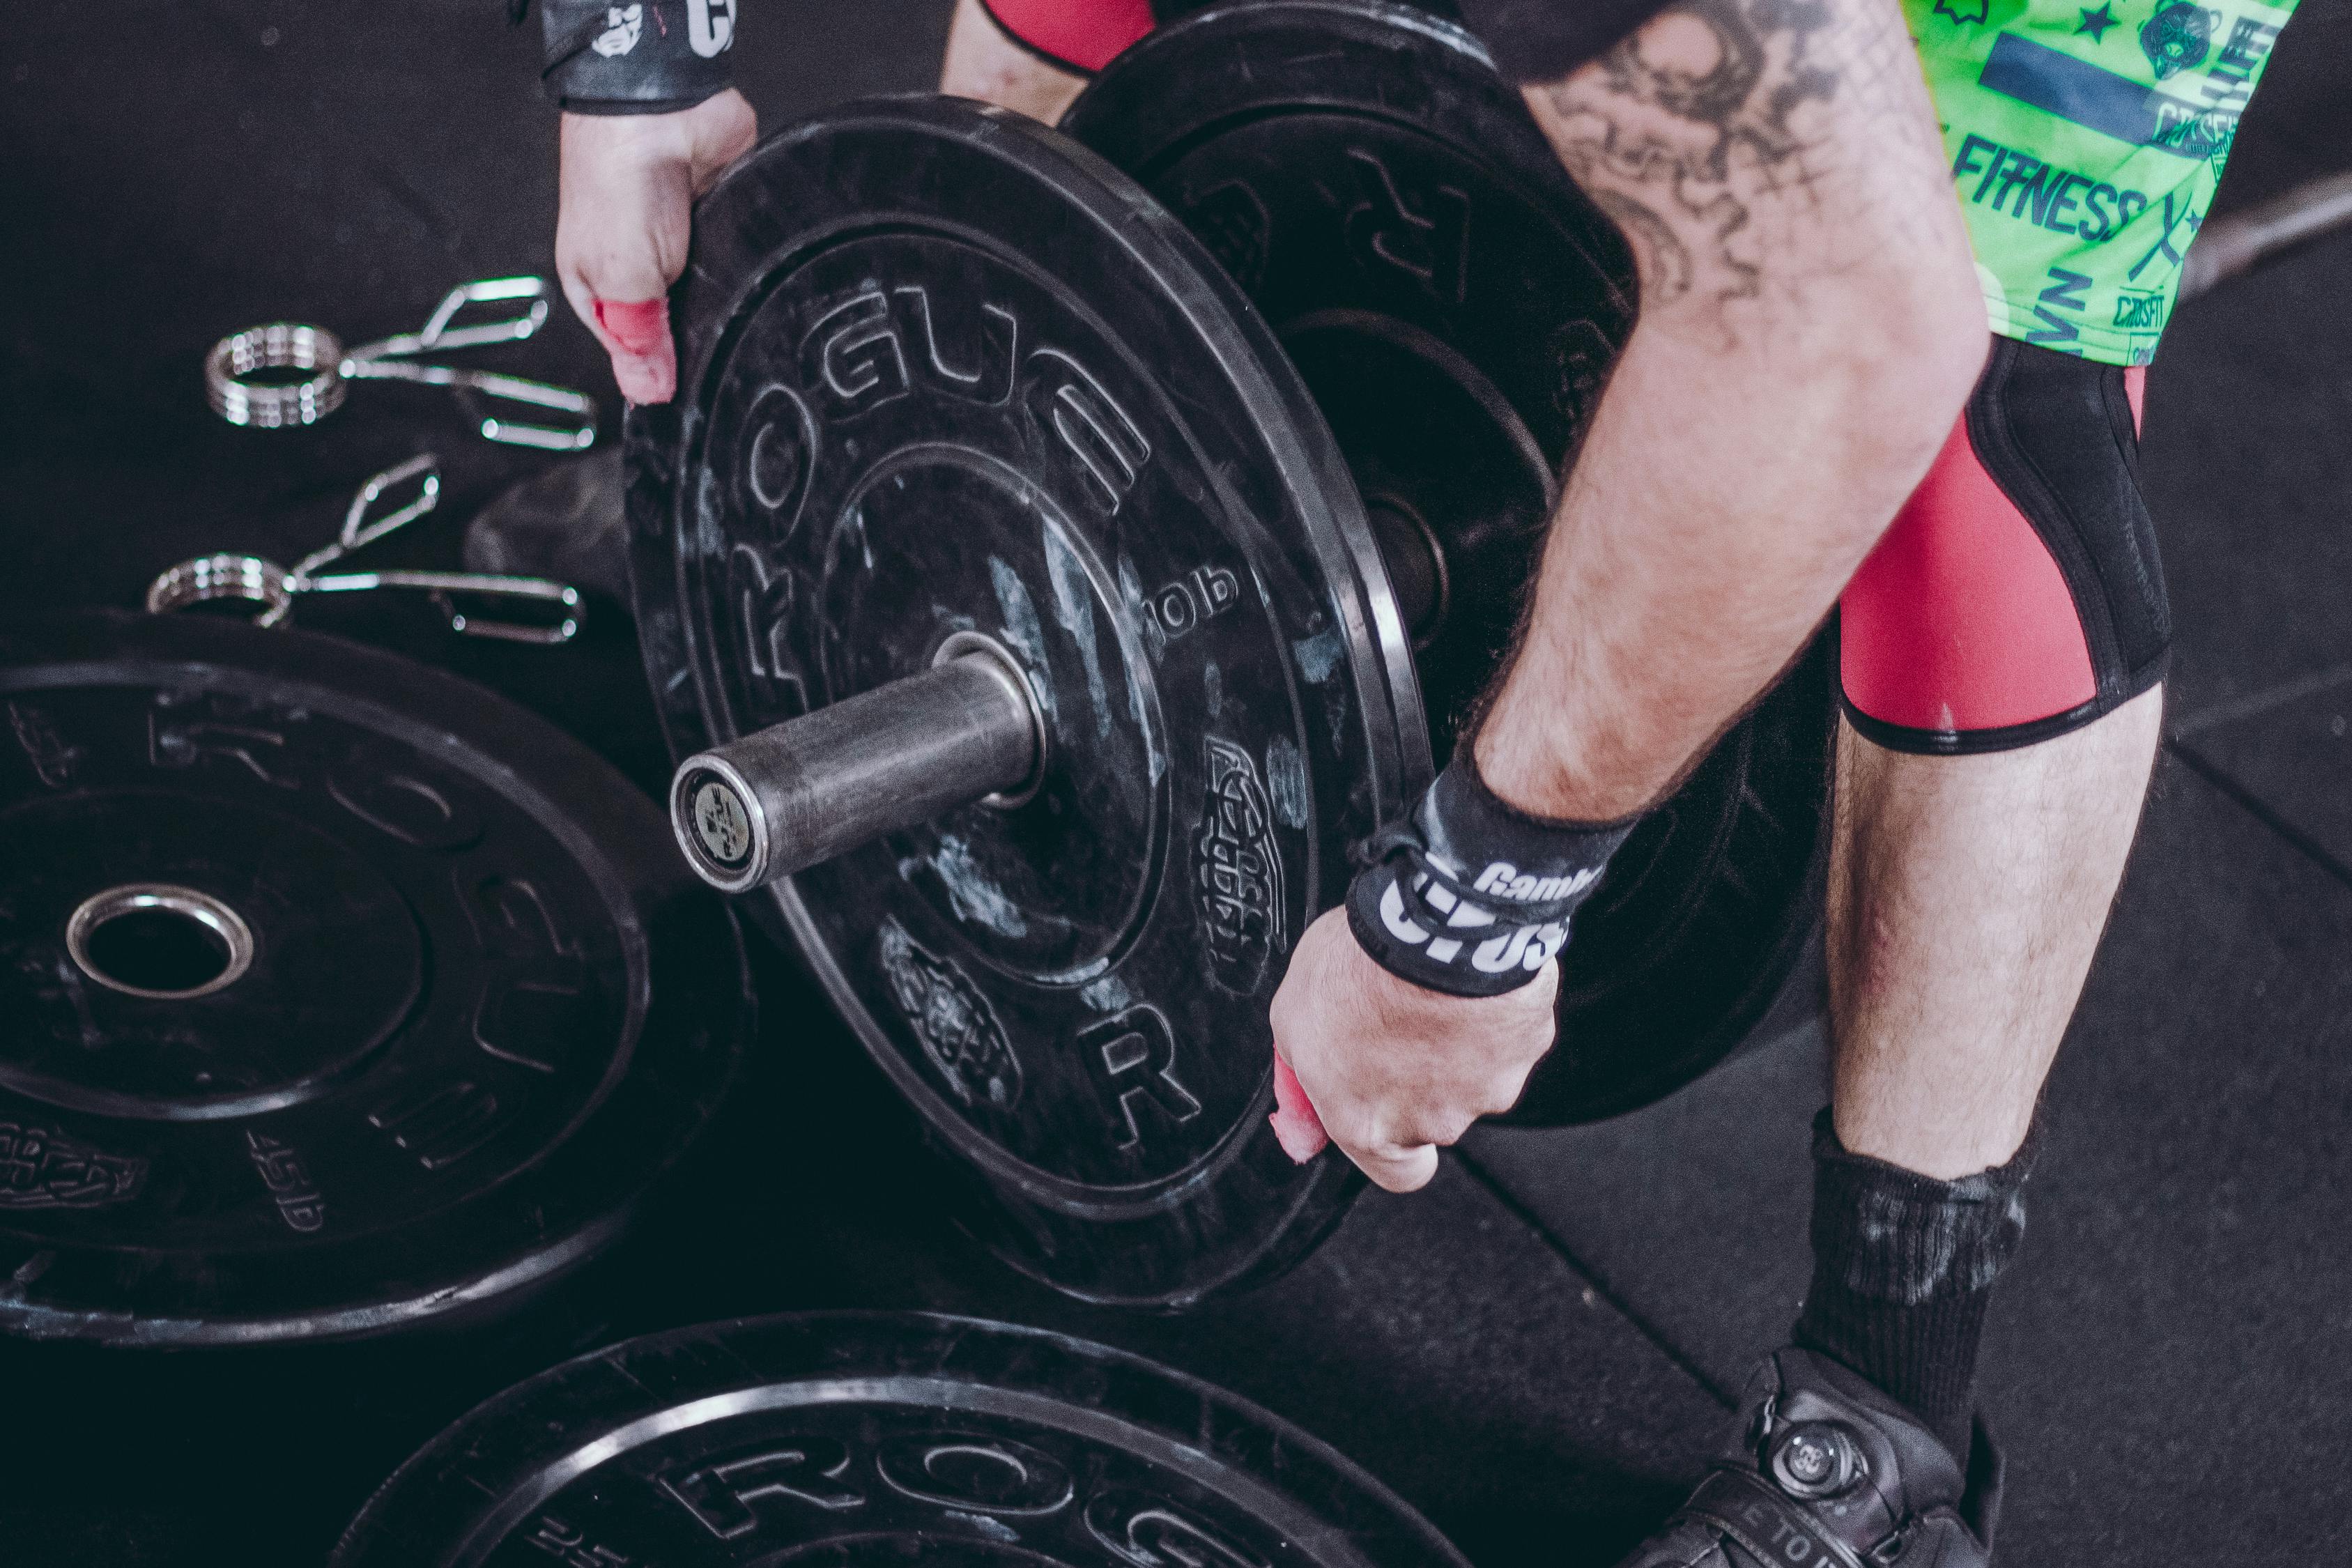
[1839,337,2169,755]
[979,0,1158,72]
[981,1,1450,75]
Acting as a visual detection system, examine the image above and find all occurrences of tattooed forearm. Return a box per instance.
[1531,0,1951,339]
[1470,0,1981,827]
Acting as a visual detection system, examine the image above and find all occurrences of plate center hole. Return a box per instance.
[67,885,255,1000]
[89,909,228,991]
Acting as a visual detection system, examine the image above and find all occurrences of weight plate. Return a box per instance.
[333,1312,1469,1568]
[0,612,748,1344]
[1067,0,1834,1124]
[627,98,1392,1305]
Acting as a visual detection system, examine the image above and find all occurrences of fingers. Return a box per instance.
[1319,1102,1467,1194]
[1263,906,1556,1188]
[556,109,705,405]
[593,298,677,405]
[557,240,682,408]
[1268,1054,1330,1163]
[558,284,675,406]
[555,190,680,405]
[1469,1058,1539,1121]
[683,89,759,195]
[1348,1139,1440,1194]
[553,88,751,403]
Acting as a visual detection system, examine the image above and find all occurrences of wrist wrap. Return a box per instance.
[541,0,737,114]
[1344,753,1635,998]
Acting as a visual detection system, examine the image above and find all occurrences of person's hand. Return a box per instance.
[1268,906,1559,1192]
[555,88,758,404]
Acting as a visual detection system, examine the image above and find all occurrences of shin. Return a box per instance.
[1827,686,2165,1178]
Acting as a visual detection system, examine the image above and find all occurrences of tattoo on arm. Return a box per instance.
[1536,0,1940,334]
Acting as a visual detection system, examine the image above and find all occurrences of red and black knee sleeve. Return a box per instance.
[978,0,1160,72]
[980,1,1460,75]
[1839,339,2167,755]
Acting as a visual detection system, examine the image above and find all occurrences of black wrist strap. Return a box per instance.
[1344,753,1636,998]
[540,0,737,114]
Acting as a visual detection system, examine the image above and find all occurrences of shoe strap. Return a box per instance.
[1681,1468,1909,1568]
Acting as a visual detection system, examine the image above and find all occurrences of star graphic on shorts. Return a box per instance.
[2077,3,2119,40]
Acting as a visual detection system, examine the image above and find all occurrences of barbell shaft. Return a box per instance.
[669,644,1043,893]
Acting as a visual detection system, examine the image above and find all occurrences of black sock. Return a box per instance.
[1790,1107,2039,1461]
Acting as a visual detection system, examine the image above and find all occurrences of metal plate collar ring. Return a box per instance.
[146,552,301,625]
[202,276,599,451]
[147,558,585,645]
[204,321,349,428]
[145,455,585,645]
[146,454,449,629]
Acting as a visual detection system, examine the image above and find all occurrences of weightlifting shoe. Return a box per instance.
[1615,1348,2001,1568]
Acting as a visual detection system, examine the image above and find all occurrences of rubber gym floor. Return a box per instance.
[4,3,2349,1562]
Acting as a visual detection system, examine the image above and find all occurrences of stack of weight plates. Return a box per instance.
[332,1312,1470,1568]
[0,611,750,1344]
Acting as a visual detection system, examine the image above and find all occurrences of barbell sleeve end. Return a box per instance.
[669,635,1047,893]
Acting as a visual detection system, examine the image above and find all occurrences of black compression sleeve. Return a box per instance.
[1452,0,1668,84]
[539,0,737,114]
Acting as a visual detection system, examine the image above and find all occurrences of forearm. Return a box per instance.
[1475,298,1969,817]
[1474,0,1985,821]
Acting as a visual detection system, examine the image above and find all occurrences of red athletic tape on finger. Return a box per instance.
[592,298,669,357]
[1270,1056,1328,1162]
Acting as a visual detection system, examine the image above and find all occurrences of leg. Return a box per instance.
[938,0,1099,125]
[1827,692,2162,1181]
[1792,343,2172,1463]
[1830,345,2169,1178]
[1602,356,2167,1568]
[1786,695,2158,1462]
